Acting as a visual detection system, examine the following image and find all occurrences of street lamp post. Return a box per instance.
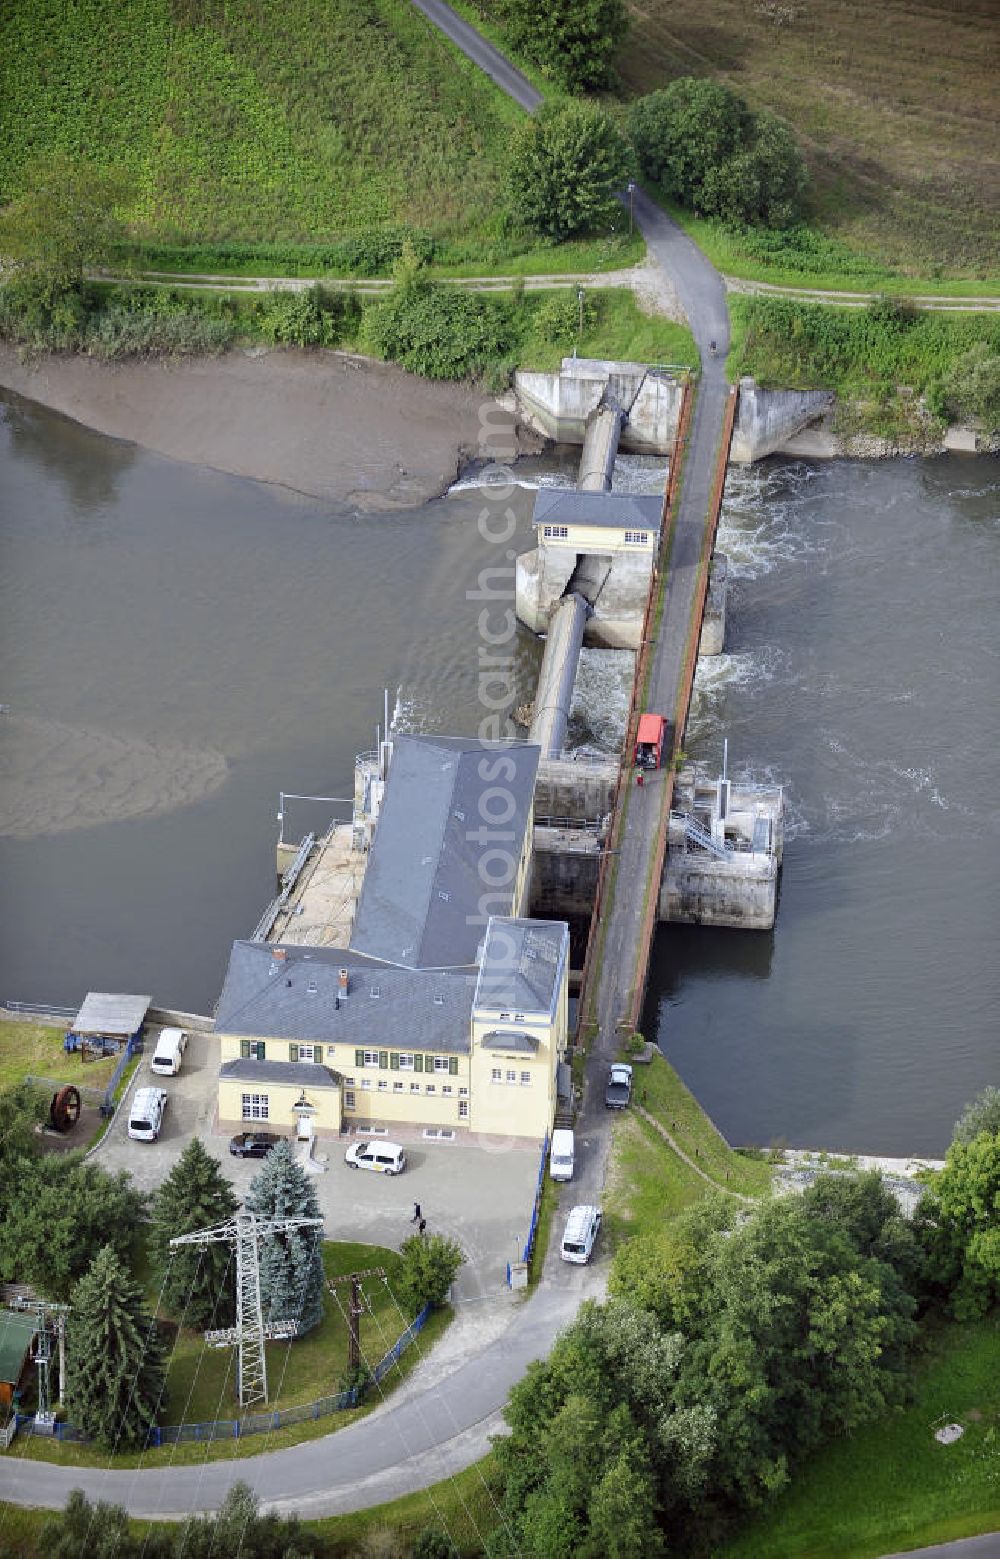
[627,180,636,236]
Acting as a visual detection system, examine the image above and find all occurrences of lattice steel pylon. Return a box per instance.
[171,1211,322,1408]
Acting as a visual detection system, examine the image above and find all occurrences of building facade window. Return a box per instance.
[410,1081,421,1093]
[543,524,569,539]
[398,1053,415,1071]
[240,1040,266,1061]
[520,1070,532,1086]
[459,1086,469,1097]
[241,1092,269,1120]
[289,1042,321,1063]
[362,1050,380,1068]
[506,1069,517,1085]
[426,1084,436,1095]
[491,1068,502,1084]
[393,1081,404,1093]
[344,1090,356,1111]
[377,1079,388,1092]
[442,1085,453,1096]
[361,1078,372,1091]
[624,529,650,545]
[458,1100,469,1120]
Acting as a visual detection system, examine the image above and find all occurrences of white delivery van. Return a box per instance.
[550,1129,575,1182]
[344,1140,407,1175]
[150,1027,188,1076]
[128,1087,168,1142]
[560,1204,601,1265]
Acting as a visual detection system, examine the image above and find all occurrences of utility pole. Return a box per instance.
[577,286,585,338]
[328,1268,385,1372]
[627,179,636,236]
[13,1300,71,1430]
[171,1211,323,1408]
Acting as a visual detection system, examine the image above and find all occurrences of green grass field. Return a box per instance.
[0,0,519,245]
[724,1318,1000,1558]
[0,1020,116,1092]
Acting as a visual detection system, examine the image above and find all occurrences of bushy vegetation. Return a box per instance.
[629,78,807,228]
[506,101,634,242]
[39,1482,314,1558]
[396,1233,465,1314]
[732,295,1000,425]
[498,0,627,91]
[361,268,516,382]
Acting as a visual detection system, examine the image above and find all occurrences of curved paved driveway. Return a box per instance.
[0,4,733,1523]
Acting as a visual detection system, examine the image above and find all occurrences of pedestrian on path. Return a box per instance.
[418,1217,427,1236]
[636,769,645,788]
[411,1202,422,1224]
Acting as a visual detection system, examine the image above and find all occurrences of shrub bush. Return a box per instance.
[361,280,515,380]
[500,0,627,91]
[507,101,634,242]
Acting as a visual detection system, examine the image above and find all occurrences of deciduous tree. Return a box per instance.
[507,101,634,242]
[397,1232,464,1314]
[63,1245,165,1450]
[150,1139,239,1329]
[917,1132,1000,1317]
[501,0,627,91]
[0,1158,145,1300]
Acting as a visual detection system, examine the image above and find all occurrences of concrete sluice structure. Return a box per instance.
[511,356,781,935]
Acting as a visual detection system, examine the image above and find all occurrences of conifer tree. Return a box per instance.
[149,1139,239,1329]
[245,1142,325,1334]
[64,1245,165,1449]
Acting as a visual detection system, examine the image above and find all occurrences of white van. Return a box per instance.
[128,1087,168,1142]
[150,1027,188,1076]
[560,1204,601,1265]
[550,1129,575,1182]
[344,1140,407,1175]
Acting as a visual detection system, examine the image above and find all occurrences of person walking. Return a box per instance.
[636,769,645,788]
[418,1217,427,1236]
[411,1202,422,1224]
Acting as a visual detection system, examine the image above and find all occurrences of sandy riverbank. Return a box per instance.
[0,345,538,508]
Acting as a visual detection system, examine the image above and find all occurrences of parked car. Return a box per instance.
[128,1087,168,1142]
[550,1128,575,1182]
[150,1027,188,1076]
[229,1131,282,1158]
[604,1062,633,1109]
[345,1140,407,1175]
[560,1204,602,1264]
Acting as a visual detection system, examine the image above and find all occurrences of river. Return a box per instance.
[1,389,996,1154]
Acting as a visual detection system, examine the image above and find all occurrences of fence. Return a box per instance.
[3,1002,76,1022]
[10,1304,432,1447]
[507,1134,549,1286]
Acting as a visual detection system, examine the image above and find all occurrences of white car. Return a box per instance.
[344,1140,407,1175]
[560,1204,602,1264]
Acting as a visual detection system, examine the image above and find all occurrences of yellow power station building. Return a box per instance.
[215,735,571,1144]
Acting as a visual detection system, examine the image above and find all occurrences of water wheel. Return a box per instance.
[50,1085,82,1133]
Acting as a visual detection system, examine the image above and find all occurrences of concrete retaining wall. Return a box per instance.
[729,377,834,464]
[534,756,618,822]
[514,358,683,454]
[660,853,777,930]
[532,826,601,918]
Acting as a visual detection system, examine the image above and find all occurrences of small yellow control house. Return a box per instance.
[215,734,571,1143]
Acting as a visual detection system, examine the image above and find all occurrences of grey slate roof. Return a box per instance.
[474,918,568,1016]
[350,735,540,971]
[481,1029,540,1054]
[72,992,151,1037]
[532,490,662,533]
[215,942,473,1055]
[220,1058,341,1089]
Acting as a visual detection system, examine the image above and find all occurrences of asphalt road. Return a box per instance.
[409,0,541,112]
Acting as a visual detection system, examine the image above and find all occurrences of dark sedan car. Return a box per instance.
[229,1131,282,1158]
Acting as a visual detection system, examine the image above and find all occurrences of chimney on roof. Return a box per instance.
[338,968,349,993]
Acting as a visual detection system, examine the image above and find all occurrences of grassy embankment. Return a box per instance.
[0,0,634,281]
[729,296,1000,439]
[0,1019,116,1092]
